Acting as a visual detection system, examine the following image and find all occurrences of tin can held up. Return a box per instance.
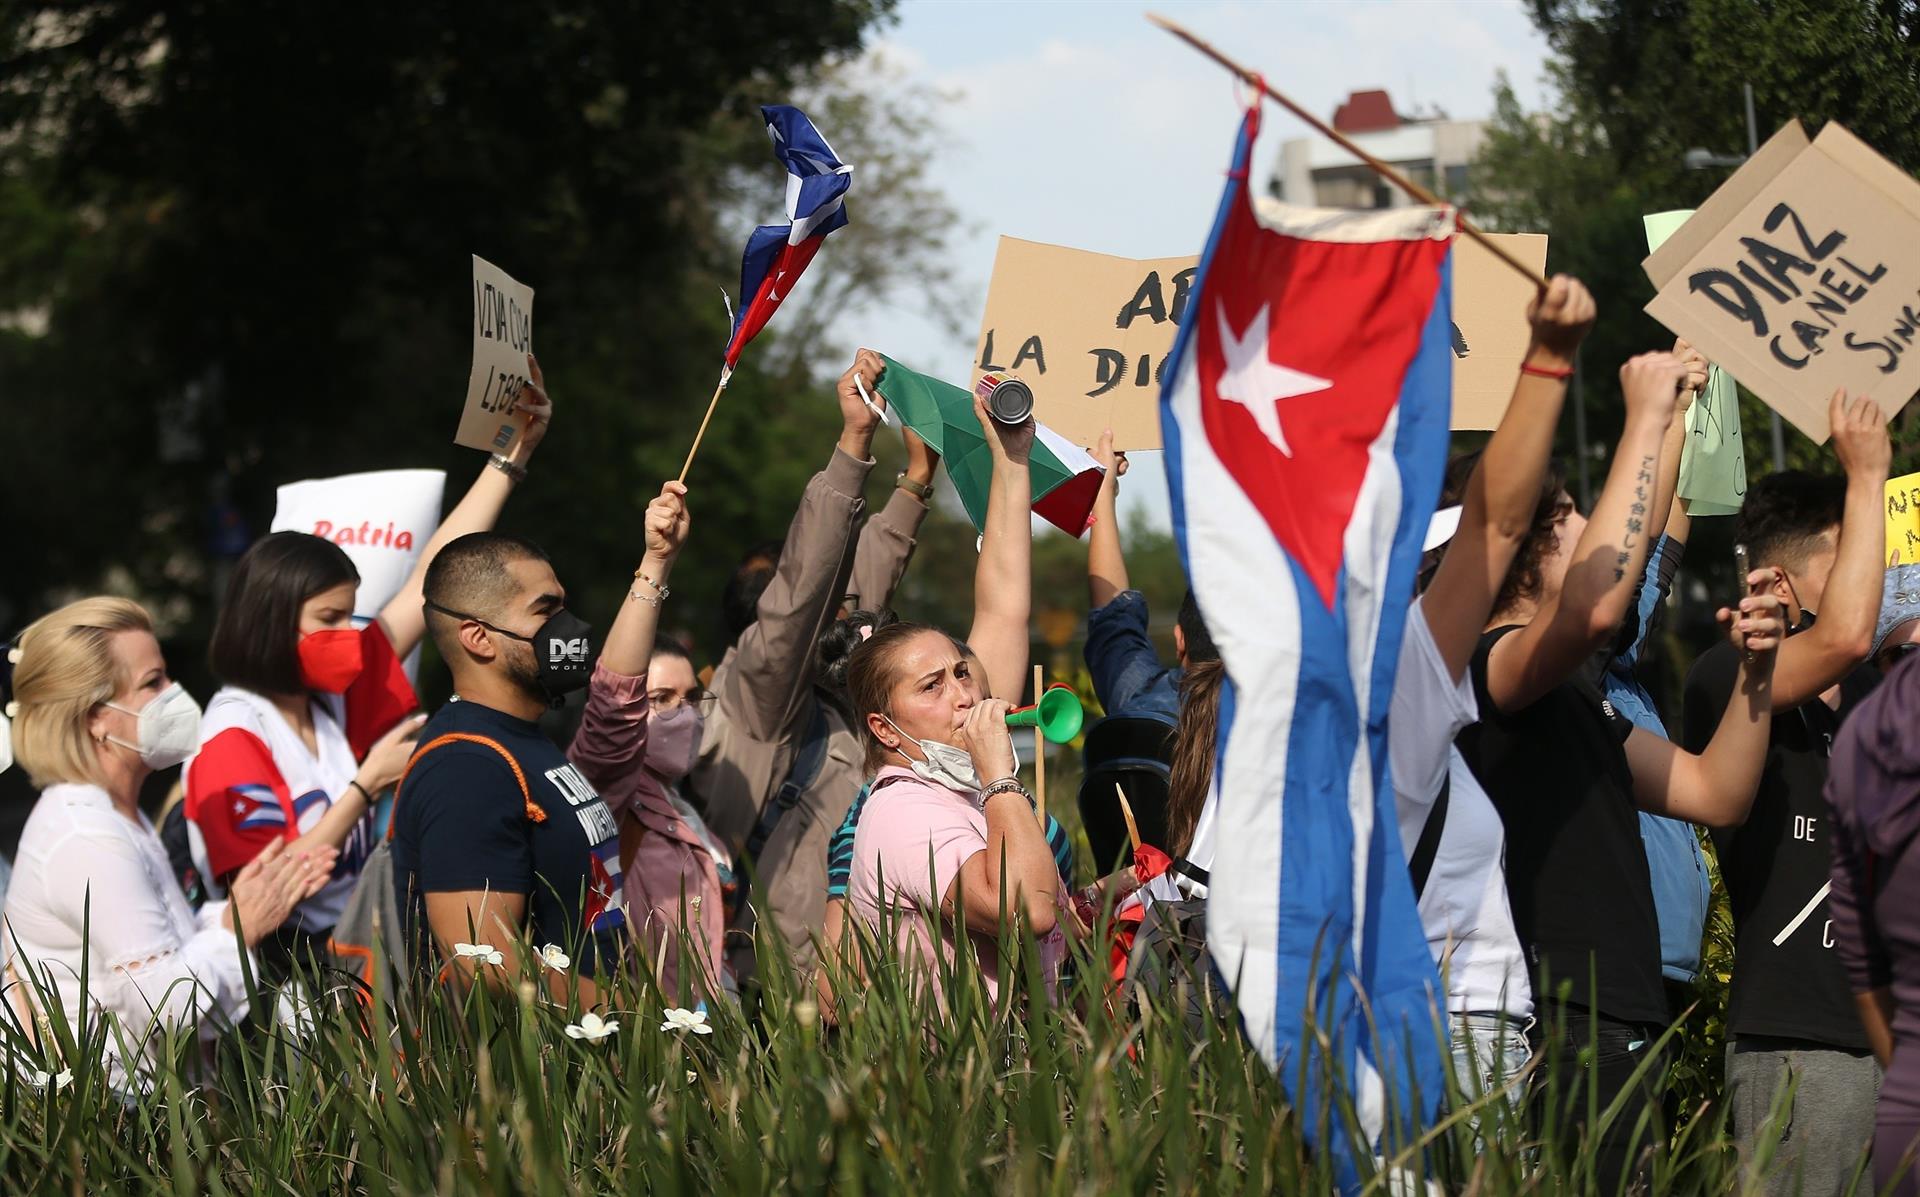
[975,372,1034,426]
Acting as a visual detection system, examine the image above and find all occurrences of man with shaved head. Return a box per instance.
[391,530,626,998]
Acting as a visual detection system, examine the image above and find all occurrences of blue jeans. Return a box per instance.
[1449,1011,1532,1143]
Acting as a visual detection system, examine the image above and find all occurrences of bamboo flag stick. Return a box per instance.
[1115,782,1142,854]
[677,368,733,484]
[1031,664,1047,827]
[1147,12,1546,297]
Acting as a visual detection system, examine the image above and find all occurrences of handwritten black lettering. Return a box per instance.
[1689,269,1769,336]
[1116,272,1169,329]
[1451,322,1470,357]
[1169,268,1197,325]
[1087,349,1127,398]
[1763,203,1846,262]
[978,329,1007,372]
[1010,335,1046,374]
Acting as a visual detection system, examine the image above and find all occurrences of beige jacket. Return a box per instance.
[690,447,926,981]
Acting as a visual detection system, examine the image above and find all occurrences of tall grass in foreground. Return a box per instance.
[0,893,1863,1196]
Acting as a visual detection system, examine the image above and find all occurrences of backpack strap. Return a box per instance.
[1408,773,1450,901]
[744,700,832,863]
[386,732,542,842]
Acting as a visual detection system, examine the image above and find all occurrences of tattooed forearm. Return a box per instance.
[1612,454,1657,582]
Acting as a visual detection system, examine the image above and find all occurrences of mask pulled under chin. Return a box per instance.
[886,717,1018,797]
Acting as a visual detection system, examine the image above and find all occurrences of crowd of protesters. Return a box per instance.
[2,274,1918,1194]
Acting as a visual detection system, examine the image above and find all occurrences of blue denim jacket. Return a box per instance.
[1604,534,1712,985]
[1085,590,1182,720]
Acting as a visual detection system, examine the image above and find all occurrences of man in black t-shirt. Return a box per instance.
[1680,402,1891,1196]
[392,532,627,998]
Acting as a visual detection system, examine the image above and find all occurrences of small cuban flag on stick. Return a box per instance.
[679,104,855,483]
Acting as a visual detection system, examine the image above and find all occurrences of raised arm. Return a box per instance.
[948,700,1059,935]
[719,351,884,741]
[967,395,1034,704]
[1645,339,1706,548]
[1421,276,1593,680]
[378,352,554,657]
[1087,433,1130,611]
[1766,390,1890,709]
[1625,582,1785,827]
[593,484,691,678]
[1484,352,1685,714]
[846,426,938,613]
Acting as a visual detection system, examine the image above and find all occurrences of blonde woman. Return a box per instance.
[1,598,331,1086]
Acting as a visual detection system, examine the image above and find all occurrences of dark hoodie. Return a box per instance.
[1826,650,1920,1127]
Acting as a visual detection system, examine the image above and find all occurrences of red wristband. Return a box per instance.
[1519,362,1575,381]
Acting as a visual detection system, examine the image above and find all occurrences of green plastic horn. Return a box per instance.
[1005,684,1084,744]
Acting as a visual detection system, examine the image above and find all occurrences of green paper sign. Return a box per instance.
[1646,211,1747,516]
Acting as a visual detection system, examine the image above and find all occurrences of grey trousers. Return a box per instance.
[1727,1036,1881,1196]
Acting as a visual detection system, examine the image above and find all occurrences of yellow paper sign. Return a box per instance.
[1888,471,1920,565]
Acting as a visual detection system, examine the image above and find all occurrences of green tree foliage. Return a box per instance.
[0,1,983,689]
[1477,0,1920,487]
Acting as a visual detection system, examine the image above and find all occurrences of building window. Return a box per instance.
[1445,164,1470,201]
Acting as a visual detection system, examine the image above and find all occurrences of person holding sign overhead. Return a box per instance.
[180,353,554,979]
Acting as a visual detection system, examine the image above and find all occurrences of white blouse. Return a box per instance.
[1,783,252,1086]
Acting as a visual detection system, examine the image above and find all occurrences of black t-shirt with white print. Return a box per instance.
[391,697,627,975]
[1457,626,1669,1026]
[1683,624,1879,1048]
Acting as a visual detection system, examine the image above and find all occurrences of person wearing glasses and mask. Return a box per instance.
[182,354,554,977]
[562,484,727,998]
[1,599,333,1088]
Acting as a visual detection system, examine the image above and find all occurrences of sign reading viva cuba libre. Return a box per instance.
[1644,120,1920,442]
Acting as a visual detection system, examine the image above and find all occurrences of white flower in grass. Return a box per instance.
[453,942,504,967]
[538,944,571,971]
[564,1012,620,1043]
[29,1068,71,1091]
[659,1007,712,1036]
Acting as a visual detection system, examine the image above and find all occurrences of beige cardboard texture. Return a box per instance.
[1450,233,1550,429]
[1643,121,1920,443]
[972,237,1192,451]
[457,255,536,453]
[973,232,1547,449]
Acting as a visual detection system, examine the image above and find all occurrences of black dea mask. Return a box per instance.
[426,602,595,701]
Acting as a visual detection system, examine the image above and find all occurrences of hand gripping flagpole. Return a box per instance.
[677,367,732,484]
[1148,12,1546,298]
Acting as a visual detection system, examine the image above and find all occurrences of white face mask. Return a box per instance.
[882,716,1017,797]
[104,682,203,770]
[0,708,13,776]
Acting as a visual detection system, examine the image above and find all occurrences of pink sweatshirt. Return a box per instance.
[567,662,727,1000]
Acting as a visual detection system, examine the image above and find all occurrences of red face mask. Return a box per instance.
[298,628,365,693]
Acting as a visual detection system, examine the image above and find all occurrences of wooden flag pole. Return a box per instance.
[1115,782,1142,854]
[1147,12,1546,297]
[1031,664,1047,827]
[677,369,733,484]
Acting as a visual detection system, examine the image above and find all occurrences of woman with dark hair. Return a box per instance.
[182,355,554,970]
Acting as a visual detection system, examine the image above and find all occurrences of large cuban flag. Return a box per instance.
[1162,105,1452,1179]
[722,105,853,370]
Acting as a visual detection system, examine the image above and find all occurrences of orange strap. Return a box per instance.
[387,732,546,842]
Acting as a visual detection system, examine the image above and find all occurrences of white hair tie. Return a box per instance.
[5,647,19,665]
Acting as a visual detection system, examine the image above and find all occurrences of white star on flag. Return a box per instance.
[1214,301,1331,457]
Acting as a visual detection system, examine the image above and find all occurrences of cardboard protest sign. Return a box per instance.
[1449,232,1549,429]
[973,232,1548,449]
[972,237,1191,450]
[455,255,535,453]
[1646,210,1747,516]
[1888,471,1920,566]
[1643,121,1920,443]
[272,468,447,680]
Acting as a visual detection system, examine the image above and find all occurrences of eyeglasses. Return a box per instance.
[647,687,710,712]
